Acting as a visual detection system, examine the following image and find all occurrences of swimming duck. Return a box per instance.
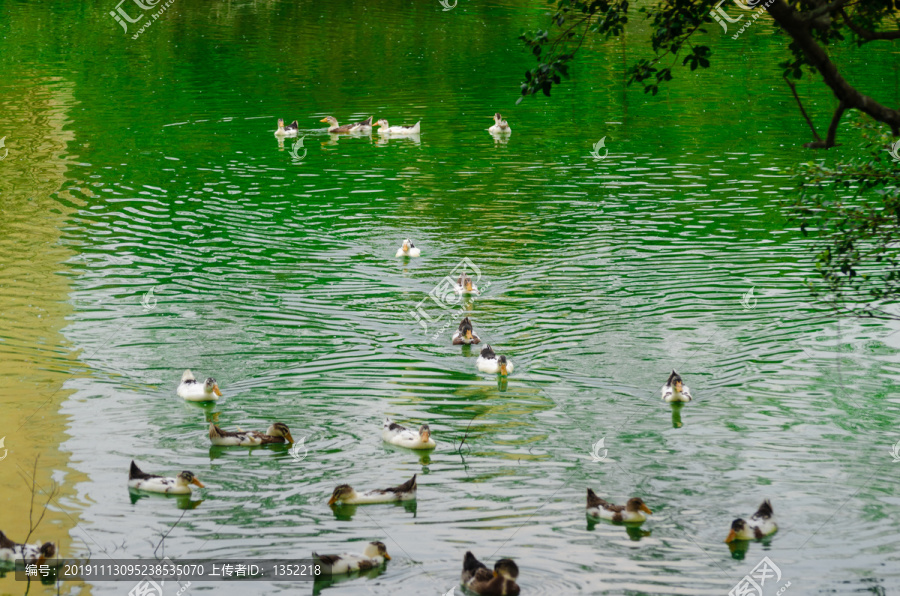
[661,370,692,402]
[455,273,479,295]
[382,418,436,449]
[177,370,222,402]
[452,316,481,345]
[274,118,299,138]
[208,422,294,446]
[585,489,652,523]
[395,238,421,257]
[476,345,513,376]
[127,461,204,495]
[725,500,777,542]
[374,119,421,135]
[328,475,417,505]
[0,531,56,565]
[461,552,520,596]
[312,541,390,574]
[488,113,511,135]
[320,115,373,134]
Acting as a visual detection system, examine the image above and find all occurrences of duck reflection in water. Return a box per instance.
[671,402,684,428]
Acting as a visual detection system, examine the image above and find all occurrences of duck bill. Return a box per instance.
[499,364,508,376]
[420,430,431,443]
[319,118,329,123]
[725,529,737,543]
[192,478,206,488]
[327,495,338,506]
[383,553,391,560]
[284,432,295,444]
[465,281,473,291]
[465,330,473,340]
[640,504,653,515]
[213,384,222,397]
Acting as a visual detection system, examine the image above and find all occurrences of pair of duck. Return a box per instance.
[321,115,420,135]
[452,317,513,376]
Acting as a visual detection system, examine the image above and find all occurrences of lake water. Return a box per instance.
[1,1,899,595]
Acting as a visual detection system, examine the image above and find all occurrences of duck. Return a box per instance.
[452,316,481,345]
[328,475,417,505]
[461,552,520,596]
[177,370,221,402]
[312,541,390,574]
[476,345,513,376]
[208,422,294,446]
[320,115,373,134]
[374,119,421,135]
[395,238,421,257]
[725,500,777,542]
[661,370,693,402]
[274,118,299,138]
[0,531,56,565]
[488,113,511,135]
[127,461,204,495]
[455,273,479,295]
[585,489,652,523]
[382,418,436,449]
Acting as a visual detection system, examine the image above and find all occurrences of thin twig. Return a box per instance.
[153,510,187,560]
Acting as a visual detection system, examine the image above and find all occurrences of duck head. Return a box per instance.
[277,118,285,129]
[418,424,431,443]
[328,484,356,506]
[725,518,746,543]
[494,558,519,580]
[459,317,474,340]
[666,370,683,392]
[498,355,510,376]
[177,471,205,488]
[266,422,294,444]
[204,378,222,396]
[364,541,391,560]
[374,119,390,128]
[625,497,652,515]
[401,238,414,252]
[320,116,339,127]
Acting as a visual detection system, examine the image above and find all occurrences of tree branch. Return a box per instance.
[839,8,900,42]
[783,74,823,143]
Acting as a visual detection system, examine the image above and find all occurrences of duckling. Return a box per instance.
[177,370,221,402]
[208,422,294,446]
[312,541,390,574]
[452,316,481,345]
[725,500,777,542]
[320,115,372,134]
[461,552,520,596]
[476,345,513,376]
[661,370,693,402]
[0,531,56,565]
[274,118,299,138]
[455,273,479,295]
[585,489,652,523]
[328,475,416,505]
[374,119,421,135]
[127,461,204,495]
[382,418,436,449]
[488,113,511,135]
[395,238,421,257]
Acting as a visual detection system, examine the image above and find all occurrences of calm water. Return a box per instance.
[2,1,900,595]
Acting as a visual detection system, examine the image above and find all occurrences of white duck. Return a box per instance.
[274,118,299,137]
[395,238,421,257]
[382,418,435,449]
[454,273,479,295]
[374,119,421,135]
[660,370,692,402]
[0,531,56,565]
[476,345,513,376]
[488,113,511,134]
[585,489,652,523]
[177,370,221,401]
[328,475,417,505]
[127,461,204,495]
[725,500,777,542]
[313,541,391,574]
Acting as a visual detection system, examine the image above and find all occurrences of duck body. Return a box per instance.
[461,552,520,596]
[661,369,692,402]
[274,118,299,138]
[313,541,390,575]
[328,475,416,505]
[177,370,221,402]
[375,119,421,135]
[382,419,435,449]
[208,422,294,446]
[476,345,513,376]
[395,238,421,257]
[585,489,652,523]
[127,461,204,495]
[0,531,56,565]
[488,113,511,135]
[452,316,481,345]
[321,115,372,134]
[726,500,777,542]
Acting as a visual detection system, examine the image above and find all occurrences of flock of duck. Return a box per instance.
[273,113,511,138]
[0,239,776,596]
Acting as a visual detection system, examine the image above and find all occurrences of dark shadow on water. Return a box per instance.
[586,515,651,541]
[128,489,203,510]
[671,402,684,428]
[329,499,418,521]
[312,565,385,595]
